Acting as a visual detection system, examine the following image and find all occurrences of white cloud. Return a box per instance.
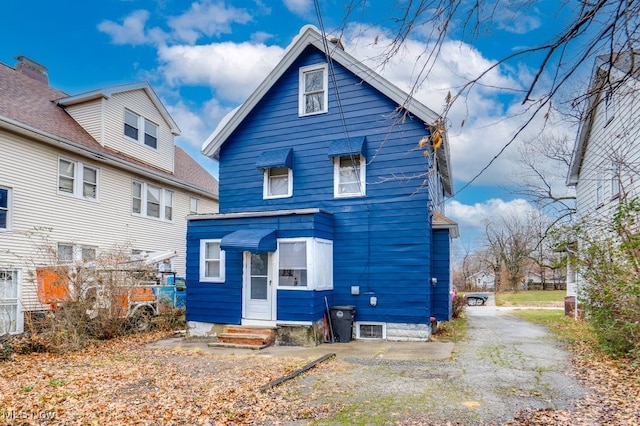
[168,98,233,152]
[339,23,574,188]
[98,10,154,45]
[447,198,540,244]
[283,0,314,17]
[157,42,285,103]
[167,1,252,44]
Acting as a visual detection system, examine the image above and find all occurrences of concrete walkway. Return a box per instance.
[148,334,454,361]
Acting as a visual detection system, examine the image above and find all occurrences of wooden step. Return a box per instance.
[212,326,276,349]
[207,341,271,350]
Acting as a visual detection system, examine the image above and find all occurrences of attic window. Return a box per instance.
[299,64,328,116]
[124,109,159,149]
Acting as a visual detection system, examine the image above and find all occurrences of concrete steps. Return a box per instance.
[207,326,275,350]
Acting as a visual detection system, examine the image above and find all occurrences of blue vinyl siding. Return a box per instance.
[188,45,450,328]
[277,289,332,322]
[431,228,453,321]
[186,211,333,324]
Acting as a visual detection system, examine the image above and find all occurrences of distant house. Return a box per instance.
[522,271,566,291]
[566,52,640,297]
[466,271,496,290]
[0,56,218,335]
[185,25,458,344]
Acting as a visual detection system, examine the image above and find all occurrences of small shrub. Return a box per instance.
[452,294,466,319]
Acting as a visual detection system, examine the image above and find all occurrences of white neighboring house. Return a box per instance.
[466,271,496,290]
[567,52,640,298]
[0,56,219,335]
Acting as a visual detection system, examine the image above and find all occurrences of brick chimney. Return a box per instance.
[15,55,48,85]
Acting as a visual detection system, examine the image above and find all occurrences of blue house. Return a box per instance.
[186,25,458,344]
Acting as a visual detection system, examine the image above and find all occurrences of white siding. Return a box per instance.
[104,91,174,172]
[0,130,217,325]
[65,98,104,145]
[575,77,640,228]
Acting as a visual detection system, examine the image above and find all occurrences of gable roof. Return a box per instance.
[57,82,181,136]
[202,24,453,196]
[0,59,217,198]
[567,51,640,186]
[433,210,460,238]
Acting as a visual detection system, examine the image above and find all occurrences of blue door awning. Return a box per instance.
[328,136,367,158]
[256,148,293,169]
[220,229,277,252]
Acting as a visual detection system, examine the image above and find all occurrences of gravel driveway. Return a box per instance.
[286,295,588,425]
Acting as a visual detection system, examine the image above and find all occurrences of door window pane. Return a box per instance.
[250,253,268,299]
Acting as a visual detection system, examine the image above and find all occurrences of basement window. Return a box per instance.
[356,322,385,339]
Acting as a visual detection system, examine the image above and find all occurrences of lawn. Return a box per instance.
[495,289,565,307]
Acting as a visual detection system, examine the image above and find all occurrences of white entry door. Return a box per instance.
[243,252,274,321]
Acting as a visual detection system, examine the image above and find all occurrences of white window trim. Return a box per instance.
[299,63,328,117]
[0,268,23,335]
[190,197,200,214]
[355,322,387,340]
[611,161,620,198]
[276,237,333,291]
[595,168,604,208]
[200,239,226,283]
[57,243,98,264]
[132,180,174,222]
[0,186,11,232]
[58,158,99,200]
[124,108,159,150]
[263,167,293,199]
[334,155,366,198]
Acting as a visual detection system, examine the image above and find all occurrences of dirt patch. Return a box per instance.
[2,315,639,425]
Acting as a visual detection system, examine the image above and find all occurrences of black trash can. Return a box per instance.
[330,305,355,342]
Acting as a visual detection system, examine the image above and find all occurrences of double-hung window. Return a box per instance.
[132,181,174,221]
[124,109,158,149]
[58,158,98,200]
[334,155,366,197]
[265,167,292,198]
[0,186,10,231]
[190,197,199,214]
[200,240,225,282]
[257,148,294,199]
[299,64,328,116]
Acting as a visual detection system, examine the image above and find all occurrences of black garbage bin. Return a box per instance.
[330,305,355,342]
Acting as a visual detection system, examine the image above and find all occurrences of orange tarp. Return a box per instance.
[36,266,70,307]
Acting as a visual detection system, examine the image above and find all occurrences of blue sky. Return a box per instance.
[2,0,582,249]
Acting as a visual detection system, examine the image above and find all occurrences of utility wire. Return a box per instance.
[313,0,365,195]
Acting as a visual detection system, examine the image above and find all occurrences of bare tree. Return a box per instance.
[484,210,544,291]
[334,1,640,187]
